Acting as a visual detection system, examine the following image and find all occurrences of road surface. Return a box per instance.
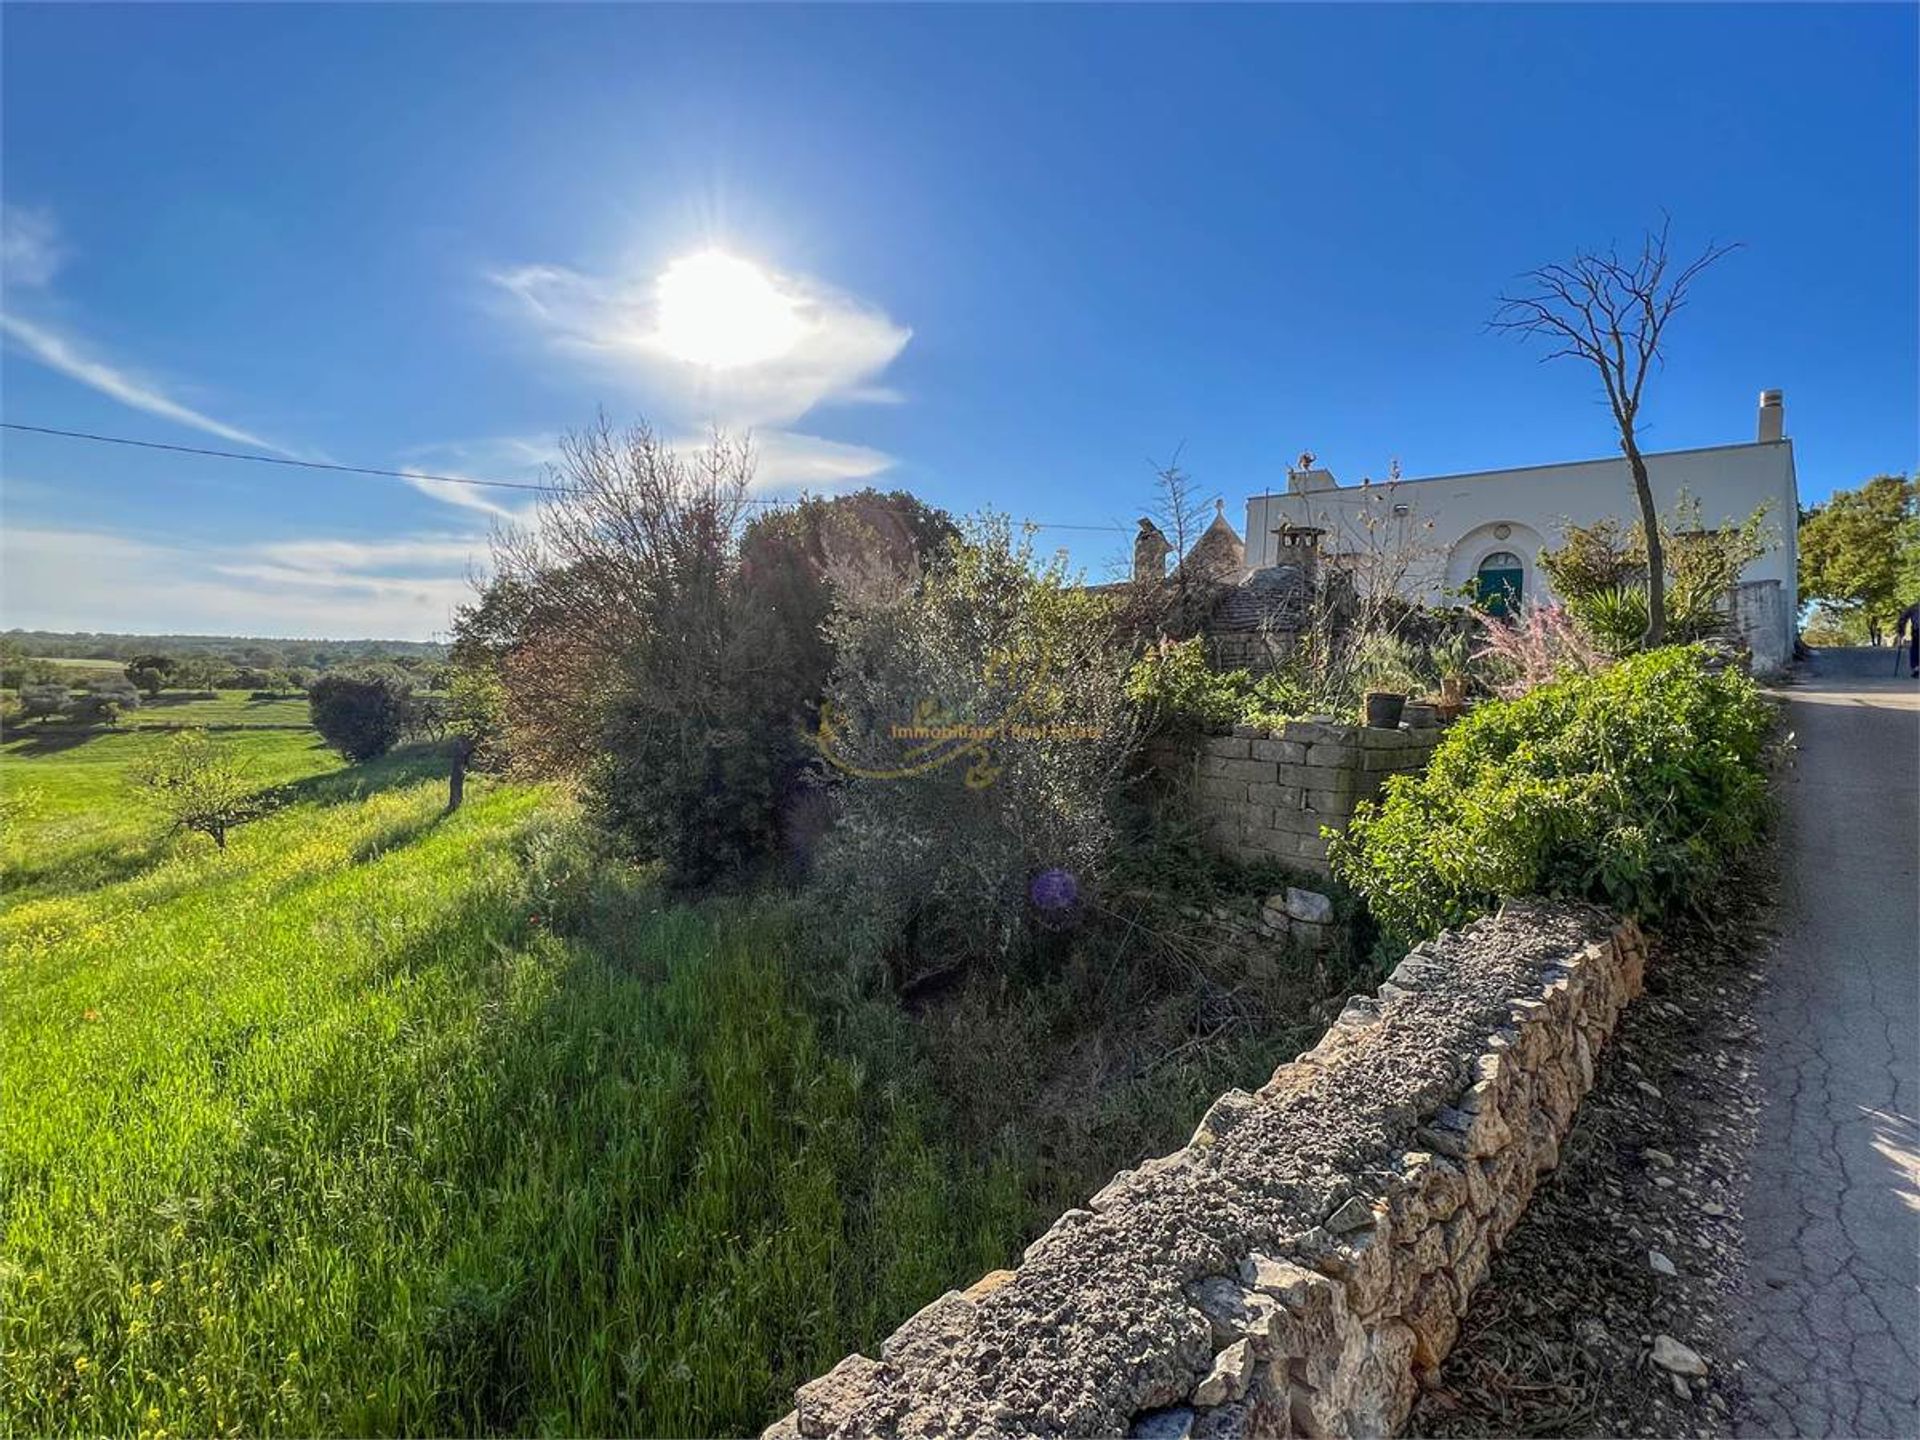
[1734,647,1920,1438]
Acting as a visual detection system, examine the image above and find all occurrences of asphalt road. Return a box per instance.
[1733,647,1920,1438]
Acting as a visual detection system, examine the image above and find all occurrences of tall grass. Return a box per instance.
[0,737,1029,1435]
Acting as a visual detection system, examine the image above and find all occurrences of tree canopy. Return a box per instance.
[1799,474,1918,644]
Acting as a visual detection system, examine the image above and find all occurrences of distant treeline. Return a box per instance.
[4,630,449,668]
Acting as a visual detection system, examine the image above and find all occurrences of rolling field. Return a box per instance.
[120,693,313,727]
[0,719,1032,1435]
[2,723,341,905]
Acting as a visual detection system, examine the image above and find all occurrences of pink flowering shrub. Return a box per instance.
[1471,605,1608,698]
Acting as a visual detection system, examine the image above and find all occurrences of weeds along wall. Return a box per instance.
[769,901,1646,1440]
[1149,721,1445,875]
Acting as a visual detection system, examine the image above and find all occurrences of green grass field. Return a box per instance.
[0,721,1034,1435]
[29,656,128,681]
[120,693,312,728]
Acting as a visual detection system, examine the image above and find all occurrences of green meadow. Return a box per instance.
[0,710,1035,1436]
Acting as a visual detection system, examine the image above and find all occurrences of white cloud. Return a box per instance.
[737,429,896,490]
[488,248,910,490]
[1,525,484,641]
[0,311,295,455]
[392,435,557,524]
[2,205,65,289]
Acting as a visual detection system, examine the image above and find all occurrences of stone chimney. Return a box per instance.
[1133,518,1173,583]
[1757,389,1785,443]
[1273,522,1324,587]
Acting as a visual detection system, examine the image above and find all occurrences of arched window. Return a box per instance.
[1477,550,1524,617]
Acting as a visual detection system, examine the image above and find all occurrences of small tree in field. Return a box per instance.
[1493,219,1738,647]
[75,677,142,726]
[309,673,412,761]
[18,683,71,722]
[125,654,175,696]
[130,732,255,850]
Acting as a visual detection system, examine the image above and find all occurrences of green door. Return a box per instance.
[1476,551,1524,617]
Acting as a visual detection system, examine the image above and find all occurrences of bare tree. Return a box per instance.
[1139,449,1220,636]
[1492,219,1738,646]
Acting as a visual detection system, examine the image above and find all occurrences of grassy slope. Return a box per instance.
[0,730,1030,1436]
[1,723,341,905]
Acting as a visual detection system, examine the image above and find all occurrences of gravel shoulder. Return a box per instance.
[1408,859,1769,1439]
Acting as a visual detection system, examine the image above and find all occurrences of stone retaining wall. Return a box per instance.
[769,901,1646,1440]
[1150,722,1445,876]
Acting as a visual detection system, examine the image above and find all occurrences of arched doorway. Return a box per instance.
[1476,550,1525,616]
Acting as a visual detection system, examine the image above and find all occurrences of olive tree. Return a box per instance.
[814,514,1142,985]
[19,683,71,721]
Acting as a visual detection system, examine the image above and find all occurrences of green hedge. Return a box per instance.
[1329,646,1774,944]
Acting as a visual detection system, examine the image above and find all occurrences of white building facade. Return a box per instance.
[1241,390,1799,668]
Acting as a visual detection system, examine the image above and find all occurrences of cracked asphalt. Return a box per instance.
[1733,648,1920,1439]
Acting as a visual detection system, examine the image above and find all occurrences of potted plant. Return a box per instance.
[1351,633,1419,729]
[1433,630,1474,718]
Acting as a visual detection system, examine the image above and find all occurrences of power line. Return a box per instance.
[0,419,1129,531]
[1,421,549,492]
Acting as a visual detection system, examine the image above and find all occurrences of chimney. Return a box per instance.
[1133,517,1173,583]
[1273,523,1324,588]
[1757,389,1785,443]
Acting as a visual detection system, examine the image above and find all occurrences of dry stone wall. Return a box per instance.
[1150,722,1445,876]
[769,901,1646,1440]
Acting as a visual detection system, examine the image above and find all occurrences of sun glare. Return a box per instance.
[653,249,803,369]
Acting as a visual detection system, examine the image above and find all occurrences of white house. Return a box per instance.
[1238,389,1799,667]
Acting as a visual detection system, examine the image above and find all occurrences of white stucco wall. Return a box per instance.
[1243,439,1799,650]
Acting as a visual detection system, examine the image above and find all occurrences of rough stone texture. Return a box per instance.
[767,902,1645,1439]
[1732,651,1919,1439]
[1150,722,1443,876]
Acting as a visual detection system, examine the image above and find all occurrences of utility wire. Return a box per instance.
[0,420,1128,531]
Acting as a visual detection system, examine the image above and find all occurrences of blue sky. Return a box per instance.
[3,3,1914,639]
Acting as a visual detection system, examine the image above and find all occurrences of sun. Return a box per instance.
[653,250,803,369]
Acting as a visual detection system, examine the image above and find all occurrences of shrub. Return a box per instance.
[1539,497,1775,655]
[1125,638,1306,734]
[1330,646,1773,944]
[474,424,959,889]
[309,673,413,761]
[1348,631,1425,697]
[1126,638,1249,731]
[1471,605,1608,698]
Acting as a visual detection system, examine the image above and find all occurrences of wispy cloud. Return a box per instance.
[1,525,483,640]
[488,248,910,491]
[0,312,295,455]
[1,201,298,456]
[393,435,557,523]
[2,204,65,290]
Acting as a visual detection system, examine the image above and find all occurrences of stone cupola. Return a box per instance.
[1178,501,1246,583]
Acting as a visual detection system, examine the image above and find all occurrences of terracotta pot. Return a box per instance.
[1363,691,1406,729]
[1440,674,1468,706]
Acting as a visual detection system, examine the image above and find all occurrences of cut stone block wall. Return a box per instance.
[768,901,1645,1440]
[1149,721,1445,876]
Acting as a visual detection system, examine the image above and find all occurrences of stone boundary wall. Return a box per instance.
[1149,722,1445,876]
[769,901,1646,1440]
